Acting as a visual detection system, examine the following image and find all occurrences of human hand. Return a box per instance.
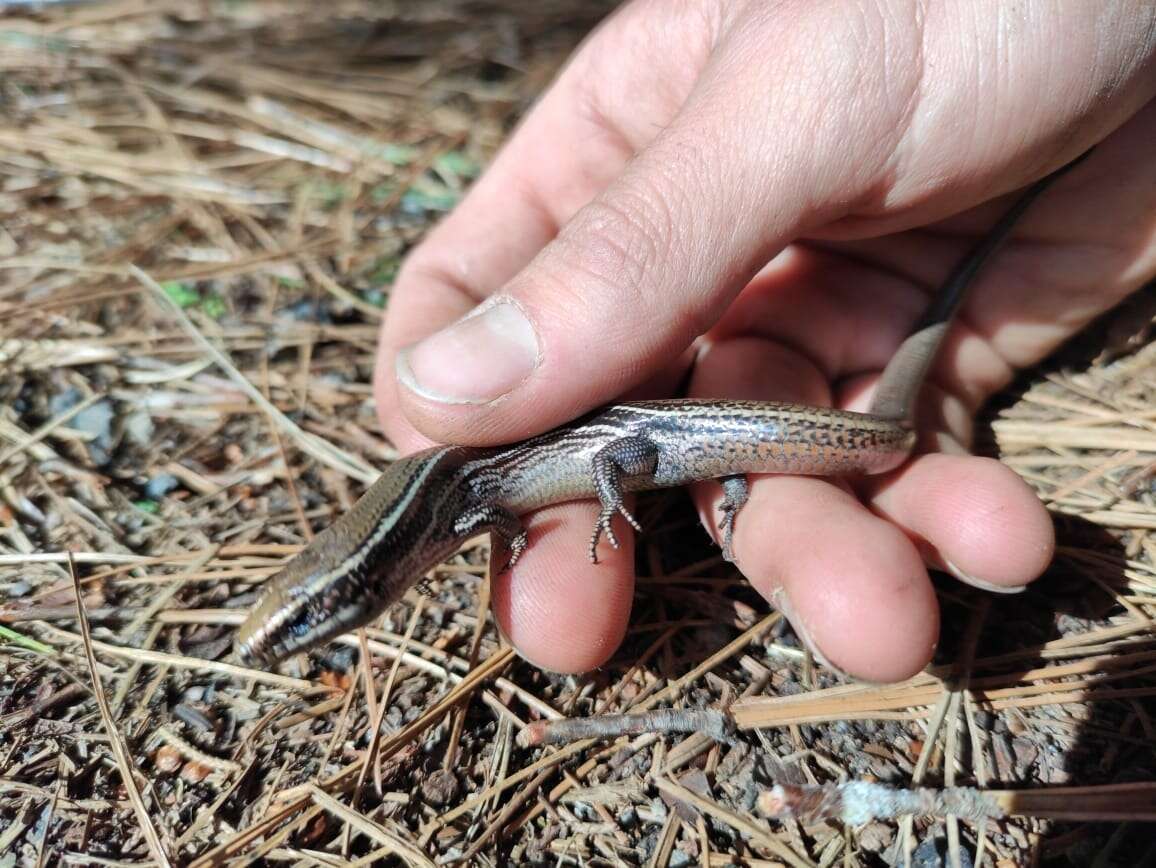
[373,0,1156,680]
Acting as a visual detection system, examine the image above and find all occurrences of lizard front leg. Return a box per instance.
[455,504,529,572]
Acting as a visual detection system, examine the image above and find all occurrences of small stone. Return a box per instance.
[179,761,213,784]
[421,768,460,806]
[858,821,894,853]
[144,473,179,499]
[572,802,597,821]
[911,837,975,868]
[48,387,83,416]
[153,745,183,773]
[123,409,154,447]
[73,400,115,465]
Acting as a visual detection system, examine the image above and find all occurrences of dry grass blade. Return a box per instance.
[35,623,315,691]
[130,265,376,484]
[992,782,1156,821]
[67,554,173,867]
[653,776,814,868]
[308,786,435,867]
[0,392,105,468]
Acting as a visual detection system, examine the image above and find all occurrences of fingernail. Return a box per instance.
[396,299,540,405]
[771,588,851,679]
[944,558,1028,595]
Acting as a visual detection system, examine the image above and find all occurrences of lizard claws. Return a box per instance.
[588,505,642,564]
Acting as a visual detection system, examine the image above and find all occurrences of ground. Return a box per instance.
[0,2,1154,866]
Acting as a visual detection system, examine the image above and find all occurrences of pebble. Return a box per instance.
[145,473,180,499]
[911,836,974,868]
[72,399,115,465]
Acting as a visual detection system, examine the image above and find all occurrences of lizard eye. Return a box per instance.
[287,608,315,640]
[280,594,317,641]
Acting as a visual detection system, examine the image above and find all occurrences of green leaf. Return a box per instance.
[160,281,200,309]
[400,180,459,213]
[434,150,481,180]
[0,624,54,655]
[367,255,401,286]
[201,293,228,320]
[362,288,387,308]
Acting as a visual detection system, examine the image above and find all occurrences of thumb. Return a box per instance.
[393,120,854,446]
[391,3,934,445]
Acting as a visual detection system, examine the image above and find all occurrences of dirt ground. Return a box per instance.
[1,2,1154,866]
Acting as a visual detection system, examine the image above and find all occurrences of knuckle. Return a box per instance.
[574,191,670,292]
[559,164,696,303]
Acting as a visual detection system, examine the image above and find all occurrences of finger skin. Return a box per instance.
[374,1,715,449]
[700,474,940,682]
[490,502,635,673]
[381,0,1149,447]
[687,331,1052,679]
[688,333,938,680]
[862,453,1056,590]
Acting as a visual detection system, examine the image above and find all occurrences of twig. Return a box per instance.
[154,725,244,775]
[0,392,105,468]
[342,598,424,857]
[758,781,1005,825]
[759,781,1156,824]
[517,708,736,748]
[36,622,316,691]
[653,777,814,868]
[308,786,435,868]
[454,764,557,864]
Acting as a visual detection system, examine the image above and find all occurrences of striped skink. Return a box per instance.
[236,160,1078,667]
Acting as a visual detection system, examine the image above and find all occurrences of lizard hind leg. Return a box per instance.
[588,436,659,564]
[717,474,749,562]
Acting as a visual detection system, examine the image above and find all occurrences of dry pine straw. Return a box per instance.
[0,3,1155,866]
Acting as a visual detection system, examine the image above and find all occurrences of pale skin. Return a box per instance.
[373,0,1156,681]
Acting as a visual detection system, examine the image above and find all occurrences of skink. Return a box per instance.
[236,161,1077,667]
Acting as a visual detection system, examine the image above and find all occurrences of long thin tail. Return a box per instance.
[869,154,1088,423]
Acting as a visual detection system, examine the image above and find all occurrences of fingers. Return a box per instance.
[490,502,635,673]
[702,474,941,682]
[689,332,937,680]
[688,328,1051,680]
[862,454,1056,592]
[388,143,792,444]
[363,0,1150,680]
[381,0,1147,449]
[372,116,627,450]
[692,451,1054,682]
